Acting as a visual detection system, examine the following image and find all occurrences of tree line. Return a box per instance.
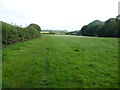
[1,21,41,46]
[67,17,120,38]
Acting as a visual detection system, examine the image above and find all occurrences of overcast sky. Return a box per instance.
[0,0,119,31]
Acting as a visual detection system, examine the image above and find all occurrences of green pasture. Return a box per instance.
[2,35,118,88]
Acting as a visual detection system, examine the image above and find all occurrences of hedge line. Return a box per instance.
[2,21,41,46]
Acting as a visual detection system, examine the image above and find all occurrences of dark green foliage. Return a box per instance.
[28,23,41,31]
[80,24,104,37]
[27,26,40,38]
[2,21,41,46]
[80,25,88,36]
[117,18,120,37]
[2,22,19,45]
[97,18,119,37]
[88,20,103,25]
[80,18,119,37]
[17,28,30,41]
[80,20,104,37]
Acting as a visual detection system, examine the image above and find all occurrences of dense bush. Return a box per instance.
[28,24,41,31]
[2,22,19,45]
[2,21,41,46]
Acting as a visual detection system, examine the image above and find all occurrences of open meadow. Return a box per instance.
[2,35,118,88]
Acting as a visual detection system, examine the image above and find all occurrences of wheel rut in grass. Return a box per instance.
[40,46,50,87]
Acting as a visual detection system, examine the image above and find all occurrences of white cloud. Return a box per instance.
[0,0,119,31]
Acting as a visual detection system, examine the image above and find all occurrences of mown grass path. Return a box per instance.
[3,35,118,88]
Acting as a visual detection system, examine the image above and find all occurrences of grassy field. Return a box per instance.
[2,35,118,88]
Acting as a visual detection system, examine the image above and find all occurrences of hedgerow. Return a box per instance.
[2,21,41,46]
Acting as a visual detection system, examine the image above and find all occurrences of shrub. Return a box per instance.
[2,21,41,46]
[2,22,19,45]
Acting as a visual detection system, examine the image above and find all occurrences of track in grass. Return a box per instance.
[40,46,50,87]
[2,35,118,88]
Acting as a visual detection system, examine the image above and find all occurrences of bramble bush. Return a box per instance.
[2,21,41,46]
